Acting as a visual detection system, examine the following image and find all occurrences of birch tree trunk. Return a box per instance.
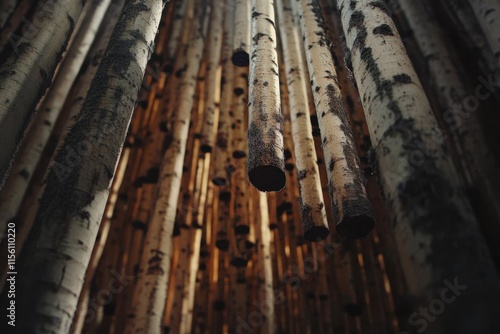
[276,0,330,241]
[337,1,500,332]
[232,0,251,66]
[212,0,235,186]
[13,2,164,332]
[247,0,286,192]
[125,2,209,332]
[399,0,500,263]
[200,0,223,153]
[0,0,111,244]
[295,0,374,238]
[0,0,85,188]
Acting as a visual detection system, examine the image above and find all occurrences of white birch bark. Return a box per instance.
[338,1,500,331]
[232,0,251,66]
[0,0,111,244]
[14,2,164,333]
[200,0,223,153]
[295,0,374,238]
[125,2,210,332]
[276,0,330,241]
[212,0,235,186]
[0,0,85,188]
[247,0,286,192]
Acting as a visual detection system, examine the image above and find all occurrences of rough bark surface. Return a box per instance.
[338,1,500,332]
[247,0,286,192]
[13,1,164,333]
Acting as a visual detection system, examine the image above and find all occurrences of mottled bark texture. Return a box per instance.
[0,0,84,188]
[296,0,374,238]
[338,1,500,332]
[12,1,164,333]
[247,0,286,192]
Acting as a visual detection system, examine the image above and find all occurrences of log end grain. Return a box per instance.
[248,165,286,192]
[232,49,250,67]
[230,256,248,268]
[215,239,229,251]
[303,226,330,242]
[234,224,250,235]
[200,144,213,153]
[335,198,375,238]
[212,176,228,187]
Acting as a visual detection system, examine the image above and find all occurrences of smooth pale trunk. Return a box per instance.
[0,0,85,188]
[232,0,251,66]
[276,0,330,241]
[338,1,500,332]
[212,0,236,186]
[295,0,374,238]
[247,0,286,192]
[12,1,164,332]
[125,3,209,333]
[0,0,111,244]
[200,0,223,153]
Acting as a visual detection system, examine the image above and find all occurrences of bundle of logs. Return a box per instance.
[0,0,499,333]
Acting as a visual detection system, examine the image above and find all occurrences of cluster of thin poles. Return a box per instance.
[0,0,500,333]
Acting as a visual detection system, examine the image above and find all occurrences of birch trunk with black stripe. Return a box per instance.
[12,2,163,333]
[276,0,329,241]
[295,0,374,238]
[0,0,85,188]
[338,1,500,332]
[0,0,110,242]
[247,0,286,192]
[126,3,209,332]
[399,0,500,264]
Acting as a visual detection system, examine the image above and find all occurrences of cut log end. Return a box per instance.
[215,239,229,251]
[234,225,250,235]
[303,226,330,242]
[212,176,228,187]
[200,144,212,153]
[230,257,248,268]
[248,165,286,192]
[336,213,375,239]
[232,50,250,67]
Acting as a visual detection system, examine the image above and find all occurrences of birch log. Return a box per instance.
[399,0,500,261]
[212,0,235,186]
[232,0,251,66]
[0,0,110,242]
[13,2,164,333]
[247,0,286,192]
[200,0,223,153]
[0,0,85,188]
[126,3,209,332]
[296,0,374,238]
[338,1,500,332]
[276,0,329,241]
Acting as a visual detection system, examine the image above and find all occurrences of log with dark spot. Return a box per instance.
[247,0,286,192]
